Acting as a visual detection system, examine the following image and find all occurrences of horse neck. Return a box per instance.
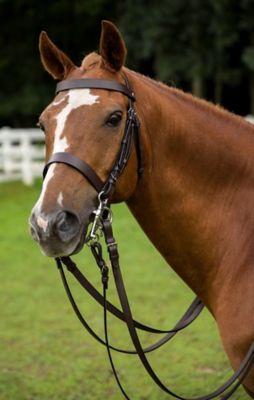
[126,70,254,311]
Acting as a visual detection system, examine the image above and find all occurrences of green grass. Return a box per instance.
[0,181,247,399]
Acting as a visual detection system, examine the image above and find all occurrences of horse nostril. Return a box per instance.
[54,211,80,242]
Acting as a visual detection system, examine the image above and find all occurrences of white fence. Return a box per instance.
[0,127,44,185]
[1,116,254,186]
[246,115,254,124]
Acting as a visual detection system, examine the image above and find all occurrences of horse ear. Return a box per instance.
[99,20,127,72]
[39,31,75,80]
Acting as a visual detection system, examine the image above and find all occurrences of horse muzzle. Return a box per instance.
[29,209,86,257]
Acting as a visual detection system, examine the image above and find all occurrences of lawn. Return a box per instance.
[0,180,247,399]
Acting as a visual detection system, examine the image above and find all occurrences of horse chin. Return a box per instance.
[39,227,87,258]
[69,234,86,256]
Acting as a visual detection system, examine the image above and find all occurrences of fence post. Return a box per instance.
[2,128,12,175]
[21,135,33,185]
[0,128,44,185]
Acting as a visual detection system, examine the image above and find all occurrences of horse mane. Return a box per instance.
[81,52,101,71]
[127,68,254,134]
[80,52,254,135]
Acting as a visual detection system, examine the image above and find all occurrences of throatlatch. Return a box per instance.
[43,76,254,399]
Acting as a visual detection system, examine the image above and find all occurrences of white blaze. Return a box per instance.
[57,192,64,207]
[33,164,56,213]
[53,89,100,153]
[34,89,99,214]
[52,96,66,106]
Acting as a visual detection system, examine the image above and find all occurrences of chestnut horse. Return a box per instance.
[29,21,254,397]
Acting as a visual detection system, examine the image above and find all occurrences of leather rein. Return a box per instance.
[43,76,254,399]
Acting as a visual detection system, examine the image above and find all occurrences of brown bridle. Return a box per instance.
[43,77,142,197]
[43,77,254,399]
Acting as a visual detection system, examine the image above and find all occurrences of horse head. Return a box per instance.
[29,20,254,398]
[29,21,139,257]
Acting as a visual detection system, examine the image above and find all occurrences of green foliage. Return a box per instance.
[119,0,247,93]
[1,0,254,125]
[242,46,254,71]
[240,0,254,72]
[0,0,119,127]
[0,181,248,399]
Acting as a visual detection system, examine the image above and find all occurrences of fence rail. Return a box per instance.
[0,127,44,185]
[1,117,254,186]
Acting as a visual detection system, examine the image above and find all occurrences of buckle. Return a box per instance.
[107,241,117,248]
[86,191,112,246]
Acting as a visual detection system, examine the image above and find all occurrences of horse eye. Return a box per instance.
[106,111,123,127]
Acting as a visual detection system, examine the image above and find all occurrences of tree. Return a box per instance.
[120,0,214,97]
[208,0,242,104]
[240,0,254,114]
[0,0,118,127]
[1,0,254,127]
[120,0,249,108]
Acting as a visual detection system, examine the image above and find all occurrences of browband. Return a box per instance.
[56,79,135,101]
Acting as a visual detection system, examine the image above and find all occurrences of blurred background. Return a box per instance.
[0,1,253,399]
[1,0,254,129]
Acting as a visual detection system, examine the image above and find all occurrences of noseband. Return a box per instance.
[43,76,254,399]
[43,77,142,198]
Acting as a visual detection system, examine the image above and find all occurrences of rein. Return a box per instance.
[43,76,254,399]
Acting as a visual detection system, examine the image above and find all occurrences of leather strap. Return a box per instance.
[57,256,204,353]
[43,152,104,193]
[56,258,204,355]
[55,220,254,398]
[102,218,254,400]
[100,107,138,197]
[56,79,135,101]
[43,75,142,195]
[57,235,254,399]
[48,75,254,398]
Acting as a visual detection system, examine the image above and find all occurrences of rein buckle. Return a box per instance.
[86,192,112,246]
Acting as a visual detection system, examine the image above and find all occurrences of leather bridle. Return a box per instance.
[43,76,254,399]
[43,77,142,197]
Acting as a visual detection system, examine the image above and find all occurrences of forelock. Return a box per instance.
[81,52,101,71]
